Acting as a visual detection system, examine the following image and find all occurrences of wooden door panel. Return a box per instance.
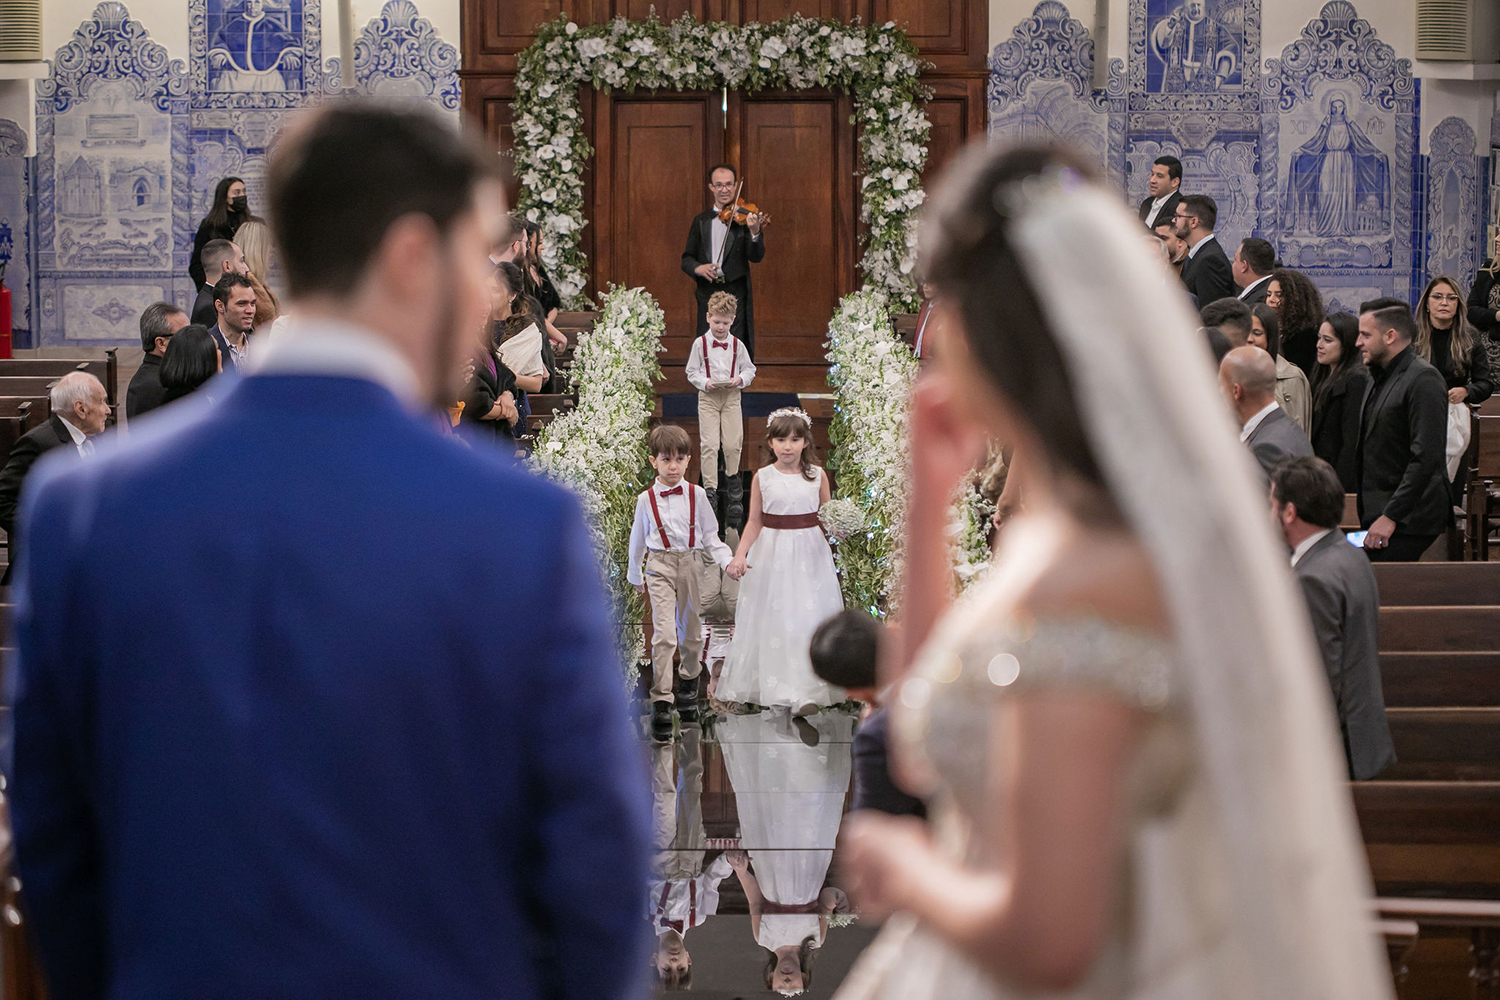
[921,76,985,189]
[463,0,589,72]
[600,98,722,355]
[735,96,845,363]
[736,0,842,20]
[615,0,711,19]
[870,0,986,70]
[462,75,522,208]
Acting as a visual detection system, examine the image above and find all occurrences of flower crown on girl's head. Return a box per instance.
[768,406,813,429]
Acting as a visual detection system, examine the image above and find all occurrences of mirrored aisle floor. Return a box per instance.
[645,707,876,997]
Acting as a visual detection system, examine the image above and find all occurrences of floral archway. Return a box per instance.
[510,13,931,310]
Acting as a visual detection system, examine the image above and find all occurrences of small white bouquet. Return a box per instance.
[818,498,865,541]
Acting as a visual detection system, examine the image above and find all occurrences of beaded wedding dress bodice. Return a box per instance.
[836,565,1247,1000]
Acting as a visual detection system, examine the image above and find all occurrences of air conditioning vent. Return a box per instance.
[0,0,41,63]
[1417,0,1500,62]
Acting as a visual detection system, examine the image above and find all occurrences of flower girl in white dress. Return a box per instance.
[717,409,845,712]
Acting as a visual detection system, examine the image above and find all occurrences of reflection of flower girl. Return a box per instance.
[717,409,845,712]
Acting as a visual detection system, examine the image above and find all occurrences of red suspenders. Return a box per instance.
[699,335,737,383]
[646,484,696,550]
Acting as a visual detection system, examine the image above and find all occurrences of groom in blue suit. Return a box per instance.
[6,101,651,1000]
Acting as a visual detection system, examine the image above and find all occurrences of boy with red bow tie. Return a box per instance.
[684,291,757,525]
[629,424,736,742]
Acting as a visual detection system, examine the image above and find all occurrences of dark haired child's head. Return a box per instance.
[809,609,880,701]
[649,424,693,487]
[654,929,693,990]
[765,410,819,480]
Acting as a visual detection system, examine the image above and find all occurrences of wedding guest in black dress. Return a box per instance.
[1267,267,1324,380]
[1415,274,1492,503]
[1310,312,1371,492]
[189,177,251,288]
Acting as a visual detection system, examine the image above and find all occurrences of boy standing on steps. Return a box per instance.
[685,291,756,524]
[629,424,735,742]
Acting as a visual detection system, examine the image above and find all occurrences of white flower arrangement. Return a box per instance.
[529,285,664,677]
[818,497,865,541]
[512,13,930,310]
[947,471,995,594]
[825,289,917,614]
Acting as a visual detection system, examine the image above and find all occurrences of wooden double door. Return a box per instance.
[592,89,857,364]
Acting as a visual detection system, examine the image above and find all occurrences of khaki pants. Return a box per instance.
[697,387,743,490]
[645,548,706,702]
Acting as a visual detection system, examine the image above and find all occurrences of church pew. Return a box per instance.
[0,377,60,399]
[1378,608,1500,652]
[1355,781,1500,897]
[1383,708,1500,781]
[1372,562,1500,606]
[1381,652,1500,707]
[527,393,577,416]
[0,351,118,406]
[1375,898,1500,990]
[0,397,49,432]
[0,415,28,477]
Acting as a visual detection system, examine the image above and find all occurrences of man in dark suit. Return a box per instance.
[1233,237,1276,305]
[7,100,649,1000]
[681,164,767,357]
[1137,154,1182,230]
[1174,194,1236,305]
[1272,457,1396,779]
[207,271,258,373]
[0,371,109,584]
[192,239,247,326]
[1354,297,1448,561]
[127,301,187,420]
[1220,345,1313,483]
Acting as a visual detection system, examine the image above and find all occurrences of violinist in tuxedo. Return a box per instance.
[682,164,768,357]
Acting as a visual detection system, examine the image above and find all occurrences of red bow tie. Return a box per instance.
[712,340,731,350]
[659,486,684,498]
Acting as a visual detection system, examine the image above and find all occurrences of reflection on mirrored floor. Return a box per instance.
[646,707,872,996]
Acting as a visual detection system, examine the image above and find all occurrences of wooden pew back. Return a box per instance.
[0,351,118,405]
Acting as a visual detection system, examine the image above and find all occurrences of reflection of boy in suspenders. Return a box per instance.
[628,425,735,742]
[684,291,757,524]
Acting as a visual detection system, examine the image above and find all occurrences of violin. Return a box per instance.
[718,197,762,225]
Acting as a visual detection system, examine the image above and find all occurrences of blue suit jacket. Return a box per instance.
[6,374,651,1000]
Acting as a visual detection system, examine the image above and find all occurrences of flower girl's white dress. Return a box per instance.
[716,465,845,710]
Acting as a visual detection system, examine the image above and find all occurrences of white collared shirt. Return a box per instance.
[684,333,756,392]
[1186,232,1218,259]
[55,413,95,458]
[250,317,421,407]
[710,216,729,268]
[1238,274,1271,300]
[648,855,733,933]
[1144,192,1174,228]
[626,479,735,585]
[1291,528,1334,567]
[1239,401,1280,442]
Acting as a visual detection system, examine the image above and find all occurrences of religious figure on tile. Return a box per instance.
[208,0,302,93]
[1149,0,1240,93]
[1286,98,1391,237]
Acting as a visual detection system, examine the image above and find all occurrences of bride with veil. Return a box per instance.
[832,143,1392,999]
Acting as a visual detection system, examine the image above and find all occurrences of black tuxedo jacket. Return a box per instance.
[126,353,168,421]
[1238,276,1272,306]
[1137,190,1181,230]
[1293,530,1396,780]
[1180,236,1237,305]
[0,415,77,582]
[1355,346,1448,537]
[682,210,766,355]
[191,284,218,327]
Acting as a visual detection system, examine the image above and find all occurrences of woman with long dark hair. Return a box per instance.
[1265,267,1324,379]
[1467,230,1500,371]
[159,325,223,405]
[1249,301,1312,433]
[458,269,520,445]
[1309,312,1370,491]
[832,143,1390,1000]
[190,177,251,288]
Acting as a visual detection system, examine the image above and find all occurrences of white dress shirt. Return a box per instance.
[252,317,421,407]
[648,854,733,933]
[1238,274,1272,300]
[1186,233,1218,259]
[1290,528,1334,567]
[55,413,95,458]
[710,216,729,269]
[1144,193,1173,228]
[627,479,735,585]
[1239,401,1280,442]
[684,333,756,392]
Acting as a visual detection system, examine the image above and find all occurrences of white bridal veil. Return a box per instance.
[1002,171,1393,999]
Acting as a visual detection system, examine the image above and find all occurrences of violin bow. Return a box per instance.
[711,179,741,274]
